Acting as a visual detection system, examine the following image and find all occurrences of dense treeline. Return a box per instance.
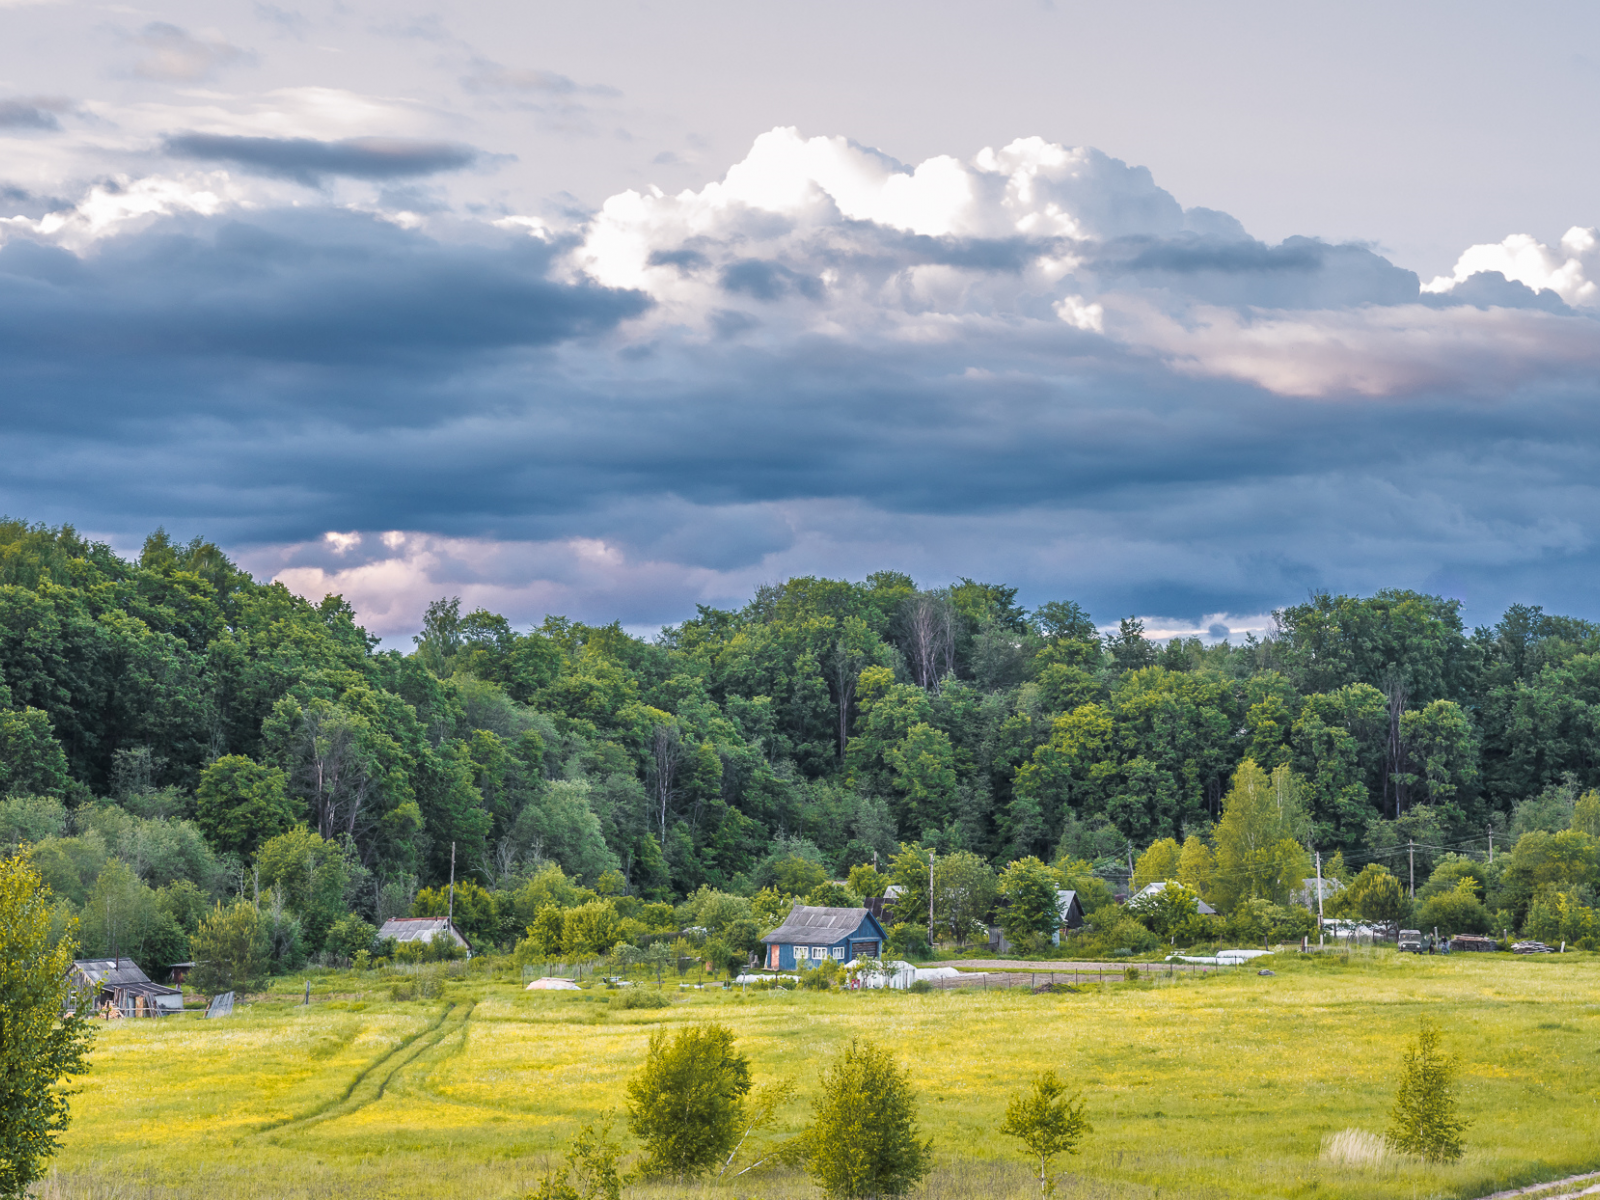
[5,518,1600,969]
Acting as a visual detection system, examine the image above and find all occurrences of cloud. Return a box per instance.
[129,23,254,82]
[1,174,241,251]
[0,96,73,131]
[1423,227,1599,306]
[7,127,1600,640]
[461,62,620,98]
[163,133,484,185]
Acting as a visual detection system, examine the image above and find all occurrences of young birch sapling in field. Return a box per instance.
[530,1112,623,1200]
[1001,1069,1091,1198]
[1385,1018,1468,1163]
[625,1023,751,1182]
[718,1079,798,1179]
[803,1037,933,1199]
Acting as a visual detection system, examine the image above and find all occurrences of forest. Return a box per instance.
[5,517,1600,974]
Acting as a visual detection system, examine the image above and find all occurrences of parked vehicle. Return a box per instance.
[1398,929,1424,953]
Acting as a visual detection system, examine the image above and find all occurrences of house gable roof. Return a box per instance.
[761,905,885,945]
[69,958,151,989]
[378,917,469,946]
[1133,880,1218,915]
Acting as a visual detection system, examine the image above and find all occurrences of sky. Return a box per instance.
[2,0,1599,643]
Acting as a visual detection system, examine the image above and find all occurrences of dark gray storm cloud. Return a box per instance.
[6,113,1600,635]
[3,201,1600,633]
[163,134,483,185]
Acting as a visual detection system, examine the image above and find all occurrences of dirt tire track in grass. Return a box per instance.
[243,1002,464,1143]
[375,1000,476,1102]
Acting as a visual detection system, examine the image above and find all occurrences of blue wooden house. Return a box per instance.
[761,905,888,970]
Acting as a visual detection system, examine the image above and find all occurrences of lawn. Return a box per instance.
[41,950,1600,1200]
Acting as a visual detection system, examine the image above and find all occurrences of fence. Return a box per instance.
[928,959,1249,992]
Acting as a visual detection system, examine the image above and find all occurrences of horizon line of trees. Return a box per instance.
[5,516,1600,970]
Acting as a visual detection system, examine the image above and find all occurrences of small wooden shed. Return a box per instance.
[67,958,183,1017]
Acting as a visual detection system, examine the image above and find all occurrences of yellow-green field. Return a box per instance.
[43,952,1600,1200]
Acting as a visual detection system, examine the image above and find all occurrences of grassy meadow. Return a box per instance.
[42,951,1600,1200]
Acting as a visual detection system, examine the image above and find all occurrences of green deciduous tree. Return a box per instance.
[1131,837,1181,891]
[803,1038,933,1199]
[997,856,1061,950]
[1385,1019,1467,1163]
[1211,760,1312,911]
[0,708,70,799]
[1000,1069,1091,1198]
[0,852,95,1199]
[1335,864,1409,925]
[930,850,997,946]
[195,755,297,858]
[1126,882,1209,942]
[626,1024,752,1181]
[187,901,267,993]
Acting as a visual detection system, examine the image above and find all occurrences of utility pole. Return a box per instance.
[1315,850,1325,948]
[1408,840,1415,898]
[927,849,936,948]
[1487,826,1494,864]
[448,841,456,927]
[1127,843,1135,893]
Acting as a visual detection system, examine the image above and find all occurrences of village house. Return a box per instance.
[761,905,887,970]
[377,916,472,954]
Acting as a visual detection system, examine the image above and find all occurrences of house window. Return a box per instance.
[830,946,846,961]
[811,946,827,960]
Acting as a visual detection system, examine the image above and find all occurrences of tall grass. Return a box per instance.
[1321,1128,1389,1169]
[51,951,1600,1200]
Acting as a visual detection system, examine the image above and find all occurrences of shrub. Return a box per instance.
[802,1037,933,1198]
[1077,914,1159,958]
[887,923,931,961]
[625,1024,751,1181]
[611,989,670,1010]
[1223,898,1314,945]
[907,979,932,994]
[1414,879,1492,937]
[1125,882,1210,943]
[1523,885,1600,949]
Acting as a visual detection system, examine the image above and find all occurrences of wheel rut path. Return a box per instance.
[243,1000,476,1143]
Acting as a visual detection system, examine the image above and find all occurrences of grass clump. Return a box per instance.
[611,990,670,1011]
[1320,1128,1389,1169]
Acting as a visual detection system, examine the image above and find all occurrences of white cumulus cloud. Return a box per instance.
[1423,226,1599,306]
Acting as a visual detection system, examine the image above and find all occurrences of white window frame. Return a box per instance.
[830,946,846,961]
